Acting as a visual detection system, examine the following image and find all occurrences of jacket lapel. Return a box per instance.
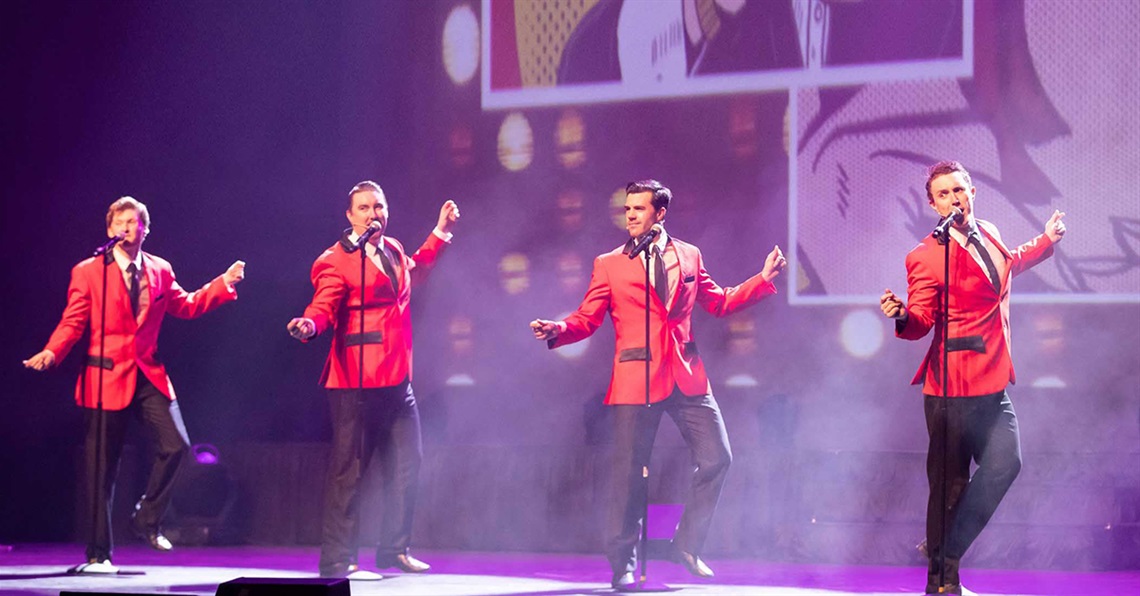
[980,226,1012,290]
[142,253,161,320]
[381,237,401,295]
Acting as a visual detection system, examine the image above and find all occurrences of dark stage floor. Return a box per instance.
[0,544,1137,595]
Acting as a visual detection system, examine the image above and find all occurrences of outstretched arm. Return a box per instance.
[287,317,316,341]
[165,260,244,319]
[31,262,93,368]
[880,288,908,323]
[697,245,784,317]
[760,244,788,283]
[530,319,562,341]
[23,349,56,371]
[437,200,460,236]
[533,256,612,349]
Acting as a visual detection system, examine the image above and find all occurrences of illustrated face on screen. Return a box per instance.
[108,208,147,249]
[346,190,389,238]
[624,191,665,239]
[928,171,976,231]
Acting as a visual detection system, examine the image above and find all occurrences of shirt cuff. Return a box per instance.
[894,314,908,335]
[433,227,453,242]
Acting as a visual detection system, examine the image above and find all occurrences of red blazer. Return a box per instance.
[551,237,777,405]
[302,232,447,389]
[44,252,237,410]
[897,220,1054,397]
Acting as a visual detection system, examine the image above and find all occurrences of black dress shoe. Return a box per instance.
[677,550,714,578]
[130,514,172,552]
[378,552,430,573]
[611,571,636,590]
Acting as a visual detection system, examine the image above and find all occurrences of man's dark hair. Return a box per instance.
[348,180,384,210]
[925,161,972,202]
[626,179,672,211]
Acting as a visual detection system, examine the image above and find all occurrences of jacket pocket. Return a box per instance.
[618,347,650,362]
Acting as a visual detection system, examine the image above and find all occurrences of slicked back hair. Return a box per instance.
[348,180,384,210]
[625,179,672,212]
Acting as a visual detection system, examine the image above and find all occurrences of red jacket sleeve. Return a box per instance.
[897,245,940,341]
[550,255,612,349]
[303,252,348,338]
[693,250,777,317]
[163,272,238,319]
[43,261,93,361]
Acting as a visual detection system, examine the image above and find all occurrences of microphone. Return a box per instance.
[349,221,383,252]
[92,233,124,256]
[931,208,963,245]
[628,224,663,260]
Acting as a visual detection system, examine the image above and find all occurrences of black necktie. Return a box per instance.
[967,232,1001,291]
[376,244,399,294]
[653,246,668,305]
[127,263,141,316]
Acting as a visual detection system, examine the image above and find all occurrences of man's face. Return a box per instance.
[624,191,665,238]
[346,190,389,239]
[928,171,975,230]
[107,208,146,249]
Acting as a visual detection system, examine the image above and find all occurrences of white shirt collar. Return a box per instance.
[112,246,143,272]
[947,222,981,248]
[347,232,387,251]
[652,227,669,252]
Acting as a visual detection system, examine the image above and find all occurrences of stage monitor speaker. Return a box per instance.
[215,576,350,596]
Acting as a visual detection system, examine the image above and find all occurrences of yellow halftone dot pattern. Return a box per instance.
[514,0,601,87]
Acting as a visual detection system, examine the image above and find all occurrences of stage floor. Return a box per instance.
[0,544,1137,595]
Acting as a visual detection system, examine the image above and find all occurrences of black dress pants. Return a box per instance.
[83,374,191,562]
[319,382,423,575]
[923,390,1021,589]
[606,388,732,576]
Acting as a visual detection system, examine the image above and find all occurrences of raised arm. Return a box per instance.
[696,245,783,317]
[164,260,243,319]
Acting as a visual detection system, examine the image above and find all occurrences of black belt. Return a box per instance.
[617,341,698,363]
[345,331,384,346]
[946,335,986,354]
[87,355,114,370]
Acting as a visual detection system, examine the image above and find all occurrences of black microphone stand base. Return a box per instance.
[65,563,145,576]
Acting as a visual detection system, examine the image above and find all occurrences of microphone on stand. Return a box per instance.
[93,233,125,256]
[347,221,383,253]
[628,224,664,260]
[931,208,964,245]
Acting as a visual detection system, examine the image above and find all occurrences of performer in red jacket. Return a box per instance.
[287,181,458,580]
[881,161,1066,594]
[531,180,786,589]
[24,196,244,574]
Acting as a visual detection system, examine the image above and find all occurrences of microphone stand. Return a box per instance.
[355,231,368,523]
[933,221,952,592]
[69,242,121,574]
[631,245,672,593]
[336,226,372,568]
